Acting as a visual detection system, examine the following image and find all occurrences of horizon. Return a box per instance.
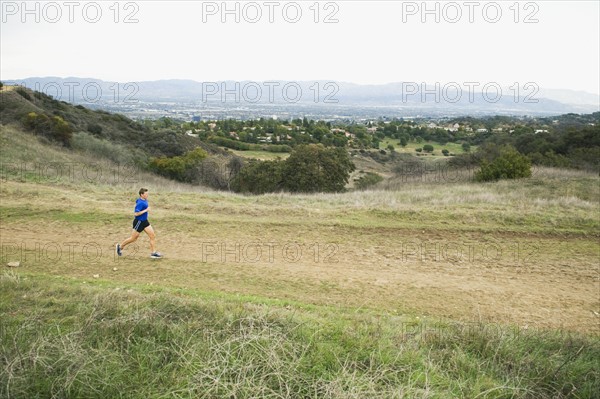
[3,75,600,96]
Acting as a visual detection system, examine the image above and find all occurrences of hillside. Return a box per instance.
[1,84,599,397]
[0,85,223,159]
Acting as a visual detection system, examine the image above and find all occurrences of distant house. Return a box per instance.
[366,127,377,134]
[476,128,488,133]
[534,129,548,134]
[446,123,460,132]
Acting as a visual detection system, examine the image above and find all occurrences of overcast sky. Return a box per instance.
[1,1,599,94]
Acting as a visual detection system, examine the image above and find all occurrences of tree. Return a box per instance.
[387,144,395,152]
[462,143,471,152]
[230,159,284,194]
[282,144,355,193]
[423,144,434,153]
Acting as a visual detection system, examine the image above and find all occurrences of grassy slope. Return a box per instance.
[1,125,599,398]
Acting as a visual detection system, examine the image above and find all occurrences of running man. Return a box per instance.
[116,188,163,258]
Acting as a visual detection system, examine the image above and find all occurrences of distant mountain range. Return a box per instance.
[6,77,600,116]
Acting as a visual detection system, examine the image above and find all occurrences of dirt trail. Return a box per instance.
[3,220,598,334]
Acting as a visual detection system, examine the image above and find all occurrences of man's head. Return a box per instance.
[139,188,149,199]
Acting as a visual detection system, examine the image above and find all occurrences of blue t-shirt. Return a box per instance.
[135,198,148,221]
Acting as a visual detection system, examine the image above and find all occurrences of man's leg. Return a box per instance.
[121,230,140,249]
[144,225,156,254]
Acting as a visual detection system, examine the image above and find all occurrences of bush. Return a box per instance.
[72,132,148,166]
[149,147,208,182]
[87,123,103,135]
[442,149,449,156]
[15,87,32,101]
[354,172,384,190]
[475,146,532,182]
[423,144,434,153]
[22,112,73,146]
[416,148,422,153]
[209,136,251,151]
[194,156,244,190]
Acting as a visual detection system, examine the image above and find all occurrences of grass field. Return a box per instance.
[379,138,474,157]
[1,125,599,398]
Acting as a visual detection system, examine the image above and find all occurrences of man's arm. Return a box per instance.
[134,206,150,217]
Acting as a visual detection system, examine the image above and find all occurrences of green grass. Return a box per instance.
[1,123,599,398]
[2,272,598,398]
[379,138,474,156]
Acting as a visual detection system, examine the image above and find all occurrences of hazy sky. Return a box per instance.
[1,1,599,94]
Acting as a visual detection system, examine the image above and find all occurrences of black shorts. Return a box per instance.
[133,219,150,233]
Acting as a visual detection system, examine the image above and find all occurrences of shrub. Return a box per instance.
[442,149,449,156]
[354,172,384,190]
[416,148,422,153]
[87,123,103,135]
[22,112,72,146]
[15,87,32,101]
[475,146,532,182]
[72,132,148,166]
[423,144,434,153]
[149,147,208,182]
[209,136,251,151]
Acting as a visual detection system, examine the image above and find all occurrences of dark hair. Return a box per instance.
[139,188,148,196]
